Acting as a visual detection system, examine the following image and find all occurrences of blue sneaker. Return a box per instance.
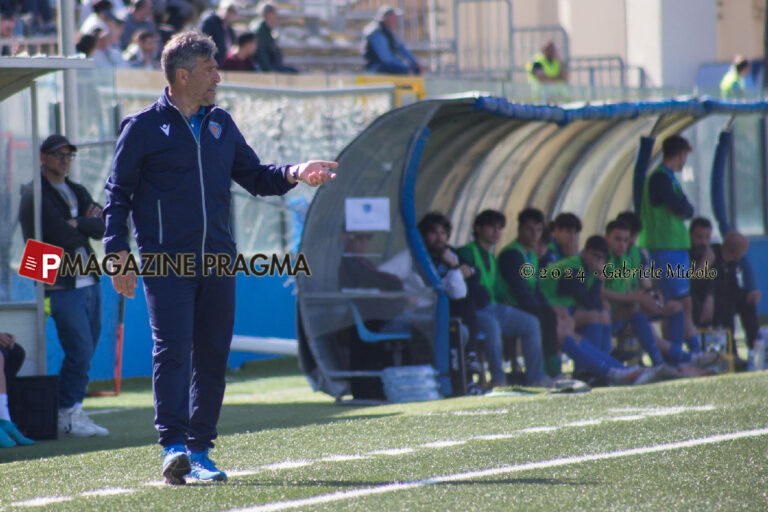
[162,444,191,485]
[0,420,33,445]
[188,449,227,482]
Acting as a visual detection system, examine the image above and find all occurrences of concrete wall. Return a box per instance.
[626,0,717,88]
[558,0,626,59]
[717,0,764,62]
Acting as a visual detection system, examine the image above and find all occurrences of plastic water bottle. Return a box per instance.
[754,329,768,371]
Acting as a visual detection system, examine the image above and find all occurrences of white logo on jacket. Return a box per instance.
[160,124,170,136]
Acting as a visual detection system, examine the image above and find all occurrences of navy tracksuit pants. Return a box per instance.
[143,272,235,451]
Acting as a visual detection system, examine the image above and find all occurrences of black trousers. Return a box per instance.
[714,287,760,351]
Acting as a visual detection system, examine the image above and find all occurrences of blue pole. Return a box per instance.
[710,130,733,236]
[400,124,452,397]
[632,136,655,215]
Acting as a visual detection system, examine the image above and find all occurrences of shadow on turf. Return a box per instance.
[0,403,397,464]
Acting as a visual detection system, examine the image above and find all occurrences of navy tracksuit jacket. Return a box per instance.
[104,88,296,450]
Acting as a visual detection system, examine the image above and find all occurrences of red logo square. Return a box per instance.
[18,239,64,285]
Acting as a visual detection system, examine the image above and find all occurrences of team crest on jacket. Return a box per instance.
[208,121,222,139]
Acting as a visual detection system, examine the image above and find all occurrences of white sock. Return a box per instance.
[0,394,10,421]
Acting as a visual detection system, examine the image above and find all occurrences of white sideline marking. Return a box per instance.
[224,428,768,512]
[569,419,602,427]
[368,448,414,456]
[81,488,134,497]
[87,407,139,416]
[473,433,517,441]
[262,460,312,470]
[420,440,466,449]
[319,454,369,462]
[520,426,558,433]
[10,496,73,507]
[609,415,646,422]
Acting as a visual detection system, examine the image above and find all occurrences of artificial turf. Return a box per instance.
[1,357,766,511]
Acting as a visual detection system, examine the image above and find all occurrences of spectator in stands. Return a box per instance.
[120,0,156,50]
[541,212,581,267]
[221,32,259,72]
[90,22,128,68]
[124,28,160,69]
[75,32,98,57]
[18,134,109,438]
[689,219,760,361]
[456,210,550,388]
[0,10,20,56]
[12,0,54,35]
[720,55,750,99]
[363,5,421,75]
[80,0,118,36]
[252,2,298,73]
[0,332,34,447]
[497,208,562,377]
[638,134,702,354]
[201,0,236,67]
[527,40,568,83]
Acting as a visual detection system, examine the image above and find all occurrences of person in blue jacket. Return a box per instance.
[362,5,422,75]
[103,31,336,485]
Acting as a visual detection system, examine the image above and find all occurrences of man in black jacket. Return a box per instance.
[253,3,298,73]
[201,0,236,67]
[18,134,109,438]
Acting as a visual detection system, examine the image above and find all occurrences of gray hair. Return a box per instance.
[161,31,217,84]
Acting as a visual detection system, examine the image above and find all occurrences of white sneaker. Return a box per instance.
[59,406,94,437]
[71,403,109,437]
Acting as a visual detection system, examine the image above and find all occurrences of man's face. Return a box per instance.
[242,40,257,58]
[581,249,606,274]
[553,227,579,257]
[543,42,556,60]
[137,0,152,19]
[606,228,630,259]
[382,12,398,31]
[224,6,237,24]
[690,226,712,258]
[518,220,543,249]
[670,150,689,172]
[139,35,158,56]
[476,222,503,246]
[185,56,220,106]
[265,10,278,28]
[344,233,371,253]
[41,148,75,178]
[0,18,14,37]
[423,224,448,255]
[739,64,750,78]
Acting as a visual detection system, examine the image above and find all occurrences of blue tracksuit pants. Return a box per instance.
[143,272,235,451]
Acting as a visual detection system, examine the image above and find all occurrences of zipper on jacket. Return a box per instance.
[157,199,163,244]
[173,106,218,268]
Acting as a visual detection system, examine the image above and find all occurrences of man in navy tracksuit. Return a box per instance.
[103,31,336,485]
